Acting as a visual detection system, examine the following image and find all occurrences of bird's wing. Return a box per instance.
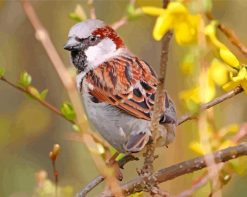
[85,55,158,120]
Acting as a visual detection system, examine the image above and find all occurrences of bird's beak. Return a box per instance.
[64,37,81,51]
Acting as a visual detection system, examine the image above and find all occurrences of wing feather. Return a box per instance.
[85,55,158,120]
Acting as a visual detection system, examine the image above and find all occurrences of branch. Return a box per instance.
[177,85,243,125]
[111,16,128,30]
[140,0,172,185]
[206,13,247,57]
[111,0,136,30]
[0,76,73,124]
[0,76,110,149]
[87,0,96,19]
[121,143,247,195]
[76,155,139,197]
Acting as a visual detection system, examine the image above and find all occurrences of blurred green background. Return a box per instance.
[0,0,247,196]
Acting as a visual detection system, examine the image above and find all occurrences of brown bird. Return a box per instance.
[64,19,176,153]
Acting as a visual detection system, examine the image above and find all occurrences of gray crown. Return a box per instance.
[68,19,105,39]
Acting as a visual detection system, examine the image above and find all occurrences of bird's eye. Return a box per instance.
[89,36,97,42]
[75,37,84,42]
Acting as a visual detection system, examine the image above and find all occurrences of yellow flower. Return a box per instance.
[219,48,240,69]
[189,141,205,155]
[180,79,215,111]
[204,21,247,93]
[209,59,229,86]
[142,2,200,45]
[205,21,240,69]
[223,66,247,94]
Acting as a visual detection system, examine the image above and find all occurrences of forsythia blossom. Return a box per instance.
[223,66,247,94]
[205,21,247,94]
[142,2,200,44]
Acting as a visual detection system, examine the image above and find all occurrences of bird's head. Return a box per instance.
[64,19,124,73]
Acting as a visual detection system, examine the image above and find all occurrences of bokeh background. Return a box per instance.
[0,0,247,196]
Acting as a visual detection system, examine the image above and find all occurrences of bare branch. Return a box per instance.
[111,0,136,30]
[121,143,247,195]
[87,0,96,19]
[141,0,172,180]
[76,176,104,197]
[76,155,139,197]
[177,85,243,125]
[111,16,128,30]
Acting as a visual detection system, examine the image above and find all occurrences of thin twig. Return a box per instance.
[177,85,243,125]
[87,0,96,19]
[0,76,110,149]
[111,0,136,30]
[141,0,171,179]
[121,143,247,195]
[111,16,128,30]
[76,176,104,197]
[0,76,73,124]
[206,13,247,57]
[76,155,139,197]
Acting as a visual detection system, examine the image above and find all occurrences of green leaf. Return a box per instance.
[72,124,80,132]
[19,71,32,88]
[0,67,5,77]
[69,13,83,22]
[203,0,212,12]
[69,4,87,22]
[28,86,40,99]
[40,89,48,100]
[61,102,76,121]
[127,4,142,20]
[116,153,125,161]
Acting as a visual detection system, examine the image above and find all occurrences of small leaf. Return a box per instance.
[116,153,125,161]
[28,86,40,99]
[69,4,87,22]
[72,124,80,132]
[40,89,48,100]
[127,4,142,20]
[202,0,212,12]
[19,71,32,88]
[0,67,5,77]
[60,102,76,121]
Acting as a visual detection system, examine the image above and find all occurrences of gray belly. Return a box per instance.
[82,93,151,153]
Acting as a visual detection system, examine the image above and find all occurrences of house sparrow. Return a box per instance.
[64,19,176,153]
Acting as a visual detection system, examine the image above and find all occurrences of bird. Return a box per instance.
[64,19,176,153]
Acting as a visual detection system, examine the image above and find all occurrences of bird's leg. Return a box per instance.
[106,152,123,181]
[106,153,139,181]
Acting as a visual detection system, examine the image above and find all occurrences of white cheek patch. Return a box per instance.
[85,38,117,68]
